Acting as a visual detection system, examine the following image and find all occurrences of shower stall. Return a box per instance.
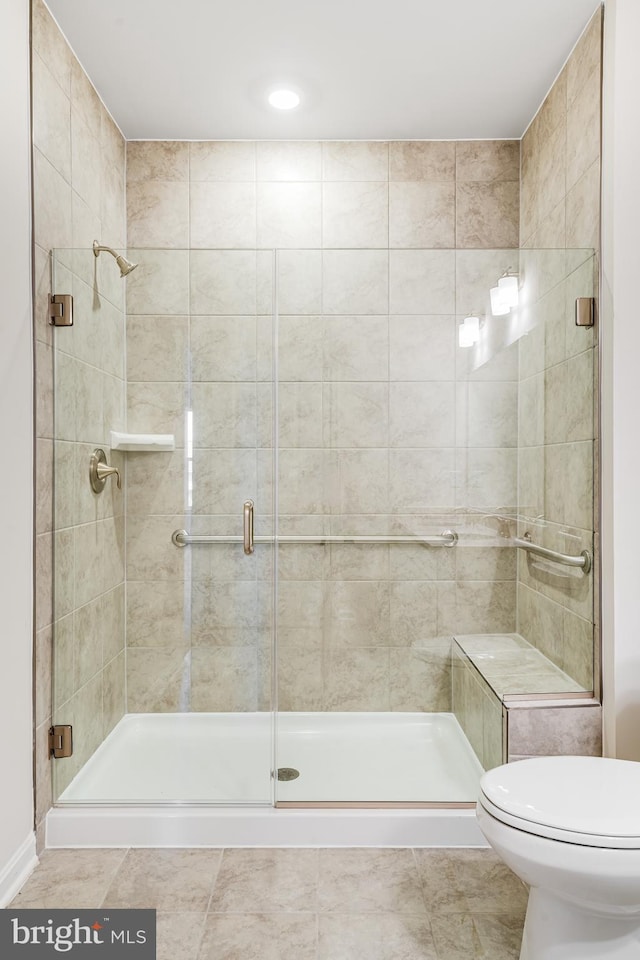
[48,228,598,825]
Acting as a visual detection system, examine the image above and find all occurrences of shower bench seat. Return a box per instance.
[448,633,601,771]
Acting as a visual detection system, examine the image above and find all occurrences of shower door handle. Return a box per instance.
[243,500,254,555]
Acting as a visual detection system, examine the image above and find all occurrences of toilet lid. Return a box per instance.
[480,756,640,843]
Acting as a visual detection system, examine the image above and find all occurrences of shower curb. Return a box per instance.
[45,806,486,849]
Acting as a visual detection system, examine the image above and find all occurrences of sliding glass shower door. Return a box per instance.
[183,248,276,804]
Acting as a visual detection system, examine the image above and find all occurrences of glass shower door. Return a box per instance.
[51,245,276,805]
[184,248,276,804]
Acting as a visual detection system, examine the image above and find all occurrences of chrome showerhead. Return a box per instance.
[93,240,138,278]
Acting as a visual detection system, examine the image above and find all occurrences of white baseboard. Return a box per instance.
[0,833,38,907]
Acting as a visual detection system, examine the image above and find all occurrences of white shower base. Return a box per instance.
[47,712,486,848]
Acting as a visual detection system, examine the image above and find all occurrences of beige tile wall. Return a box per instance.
[517,10,601,691]
[124,138,520,713]
[32,0,126,837]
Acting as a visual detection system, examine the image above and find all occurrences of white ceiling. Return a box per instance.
[45,0,601,141]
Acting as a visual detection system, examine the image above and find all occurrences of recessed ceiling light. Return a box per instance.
[268,89,300,110]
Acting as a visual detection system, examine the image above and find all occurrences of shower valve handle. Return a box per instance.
[97,461,121,489]
[90,448,121,493]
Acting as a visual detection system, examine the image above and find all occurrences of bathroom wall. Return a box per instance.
[0,0,36,901]
[124,138,520,713]
[516,9,601,691]
[601,0,640,761]
[32,0,127,824]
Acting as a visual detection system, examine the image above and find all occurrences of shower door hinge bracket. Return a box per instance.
[575,296,595,327]
[49,724,73,759]
[49,294,74,327]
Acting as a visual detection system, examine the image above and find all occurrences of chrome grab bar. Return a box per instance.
[514,534,591,575]
[243,500,254,556]
[172,530,459,548]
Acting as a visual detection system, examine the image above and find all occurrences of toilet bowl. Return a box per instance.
[476,756,640,960]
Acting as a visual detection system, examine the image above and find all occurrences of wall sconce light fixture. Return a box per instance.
[459,314,481,348]
[490,270,519,316]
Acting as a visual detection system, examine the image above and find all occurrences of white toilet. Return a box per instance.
[476,755,640,960]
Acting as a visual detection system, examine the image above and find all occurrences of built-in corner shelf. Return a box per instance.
[110,431,175,452]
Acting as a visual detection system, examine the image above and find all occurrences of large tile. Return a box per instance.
[323,141,388,181]
[323,181,388,248]
[456,140,520,182]
[127,580,187,648]
[257,141,321,181]
[32,52,71,182]
[191,647,258,711]
[126,646,186,712]
[454,249,514,317]
[431,914,479,958]
[323,250,389,315]
[389,449,455,512]
[257,182,321,248]
[11,850,127,908]
[566,160,600,250]
[472,914,524,960]
[566,65,601,192]
[389,315,455,381]
[157,913,206,960]
[126,382,186,445]
[329,580,390,648]
[127,181,189,248]
[278,448,328,515]
[390,647,450,712]
[566,9,602,108]
[190,141,256,181]
[390,383,455,447]
[199,913,317,960]
[209,849,318,912]
[126,514,186,580]
[190,251,257,315]
[126,249,189,315]
[126,141,189,181]
[103,849,222,911]
[126,315,188,382]
[456,182,519,249]
[318,849,427,915]
[318,913,438,960]
[324,316,388,381]
[322,648,389,711]
[326,382,388,448]
[457,448,517,510]
[389,251,455,314]
[413,849,491,918]
[277,251,322,315]
[327,449,388,515]
[389,182,455,248]
[32,0,73,94]
[33,148,72,251]
[190,182,257,248]
[458,382,518,449]
[192,382,257,448]
[191,315,256,381]
[279,382,323,448]
[71,111,102,216]
[389,141,455,181]
[452,849,528,916]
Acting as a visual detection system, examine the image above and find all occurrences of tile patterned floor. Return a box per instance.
[10,847,527,959]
